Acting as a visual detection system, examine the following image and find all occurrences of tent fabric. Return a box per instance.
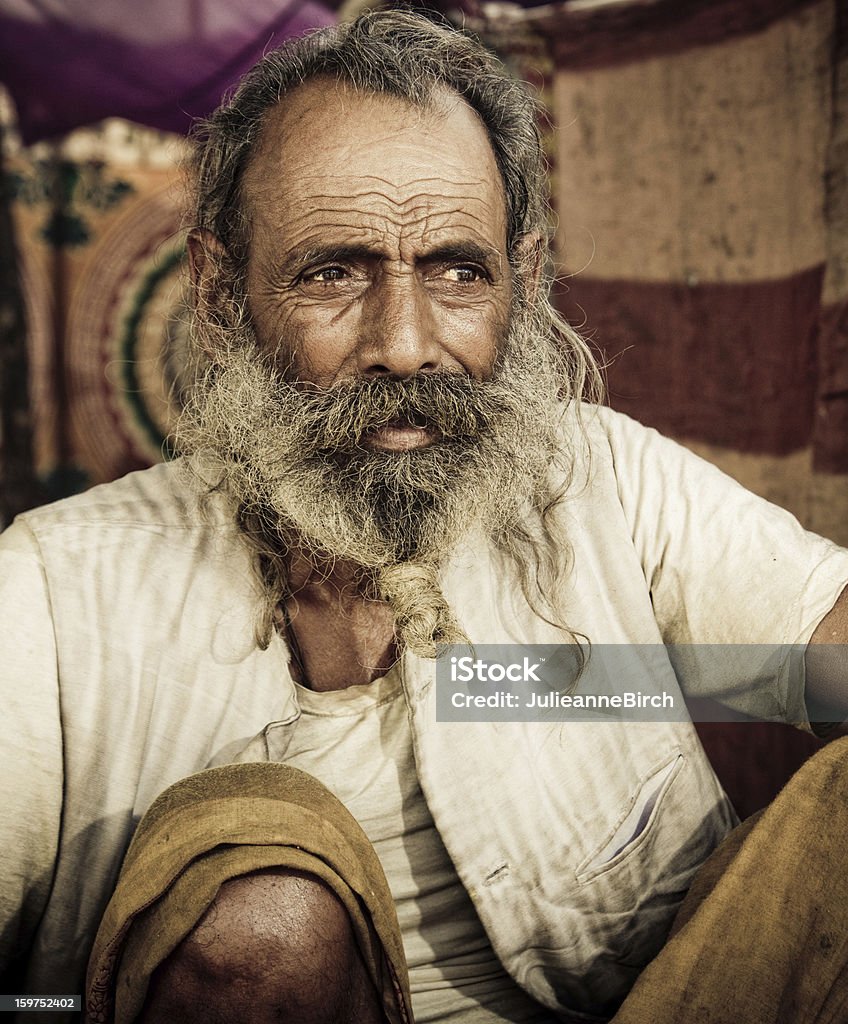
[0,0,335,144]
[476,0,848,542]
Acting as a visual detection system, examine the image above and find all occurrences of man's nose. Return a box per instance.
[356,270,444,378]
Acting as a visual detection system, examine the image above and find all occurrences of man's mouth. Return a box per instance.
[363,417,438,452]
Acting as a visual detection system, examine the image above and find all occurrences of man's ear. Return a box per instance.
[186,228,236,316]
[513,231,544,305]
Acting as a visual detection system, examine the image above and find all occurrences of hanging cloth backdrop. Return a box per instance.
[479,0,848,547]
[0,0,335,143]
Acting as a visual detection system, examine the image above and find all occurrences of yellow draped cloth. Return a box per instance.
[85,762,414,1024]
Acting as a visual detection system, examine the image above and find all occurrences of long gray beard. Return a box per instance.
[176,311,568,655]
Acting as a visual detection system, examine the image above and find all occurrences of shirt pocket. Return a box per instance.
[575,751,684,884]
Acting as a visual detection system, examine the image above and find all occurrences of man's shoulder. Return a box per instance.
[553,402,653,484]
[549,402,726,526]
[566,402,710,479]
[570,402,658,448]
[13,457,227,539]
[2,459,252,609]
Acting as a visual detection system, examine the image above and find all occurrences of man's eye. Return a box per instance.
[445,265,485,284]
[304,266,347,283]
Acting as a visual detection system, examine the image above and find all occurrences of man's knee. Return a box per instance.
[139,867,383,1024]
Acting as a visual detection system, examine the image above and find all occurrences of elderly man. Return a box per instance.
[2,10,848,1023]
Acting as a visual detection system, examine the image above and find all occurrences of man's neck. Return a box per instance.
[279,549,398,692]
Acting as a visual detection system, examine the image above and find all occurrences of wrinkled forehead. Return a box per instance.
[238,77,508,247]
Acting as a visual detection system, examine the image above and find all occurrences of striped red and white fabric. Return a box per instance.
[483,0,848,549]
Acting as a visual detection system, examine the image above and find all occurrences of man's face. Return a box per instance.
[239,80,513,453]
[181,79,565,614]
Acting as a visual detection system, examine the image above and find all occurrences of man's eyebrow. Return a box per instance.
[416,243,501,268]
[282,244,381,272]
[282,241,503,272]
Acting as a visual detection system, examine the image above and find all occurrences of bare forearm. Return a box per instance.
[805,585,848,727]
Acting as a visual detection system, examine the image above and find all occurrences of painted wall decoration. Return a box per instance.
[3,120,192,503]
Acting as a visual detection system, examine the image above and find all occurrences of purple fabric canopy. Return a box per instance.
[0,0,336,143]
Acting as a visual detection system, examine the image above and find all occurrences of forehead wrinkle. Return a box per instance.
[242,87,508,251]
[243,84,510,273]
[257,200,500,242]
[293,174,497,205]
[254,184,500,221]
[270,195,496,217]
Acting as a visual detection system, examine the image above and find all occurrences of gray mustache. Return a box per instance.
[284,373,499,452]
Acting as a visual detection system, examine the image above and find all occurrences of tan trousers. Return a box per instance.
[88,738,848,1023]
[612,735,848,1024]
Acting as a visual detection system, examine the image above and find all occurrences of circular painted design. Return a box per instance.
[66,180,192,482]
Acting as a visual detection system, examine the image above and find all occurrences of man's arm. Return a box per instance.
[595,405,848,724]
[0,520,63,983]
[806,584,848,728]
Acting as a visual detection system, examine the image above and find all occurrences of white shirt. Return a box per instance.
[2,405,847,1020]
